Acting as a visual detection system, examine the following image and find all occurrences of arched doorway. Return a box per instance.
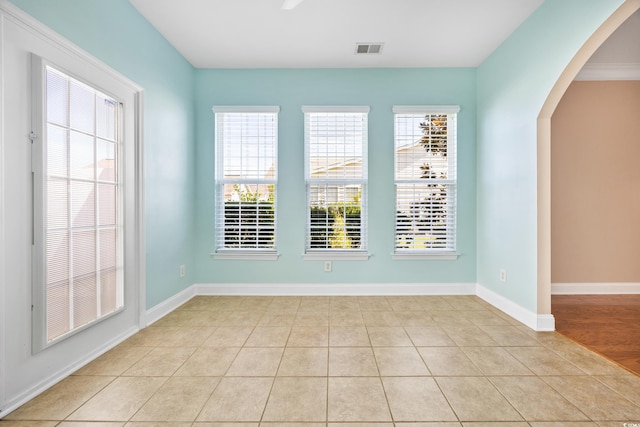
[537,1,640,324]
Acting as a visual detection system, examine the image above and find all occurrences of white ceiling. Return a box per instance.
[128,0,545,68]
[587,8,640,64]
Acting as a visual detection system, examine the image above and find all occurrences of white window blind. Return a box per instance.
[37,65,124,344]
[213,107,279,254]
[393,105,459,254]
[304,106,369,255]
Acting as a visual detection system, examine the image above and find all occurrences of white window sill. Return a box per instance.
[212,251,279,261]
[304,251,370,261]
[392,251,459,260]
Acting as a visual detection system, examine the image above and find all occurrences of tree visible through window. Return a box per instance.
[394,106,459,253]
[304,107,369,253]
[213,107,279,253]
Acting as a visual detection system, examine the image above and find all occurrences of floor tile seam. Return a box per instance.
[590,375,640,409]
[484,375,591,423]
[429,375,462,424]
[65,375,171,424]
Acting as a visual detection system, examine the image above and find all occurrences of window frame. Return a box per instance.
[303,105,370,261]
[212,106,280,260]
[31,56,129,351]
[392,105,460,260]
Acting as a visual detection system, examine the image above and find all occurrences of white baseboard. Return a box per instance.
[552,282,640,295]
[194,282,477,296]
[0,326,138,417]
[143,286,196,327]
[476,284,555,331]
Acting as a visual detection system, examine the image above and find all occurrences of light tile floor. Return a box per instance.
[3,295,640,426]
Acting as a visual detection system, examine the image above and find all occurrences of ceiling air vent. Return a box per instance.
[355,43,384,55]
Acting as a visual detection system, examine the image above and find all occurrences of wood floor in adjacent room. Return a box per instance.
[552,294,640,376]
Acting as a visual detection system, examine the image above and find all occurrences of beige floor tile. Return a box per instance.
[197,377,273,422]
[240,296,274,311]
[266,297,301,313]
[287,326,328,346]
[442,296,486,311]
[436,377,523,422]
[298,296,331,312]
[477,325,540,346]
[385,296,424,311]
[152,309,227,327]
[461,311,510,326]
[330,296,360,311]
[396,423,462,427]
[128,326,214,347]
[59,422,125,427]
[374,347,430,376]
[278,347,328,376]
[226,347,283,376]
[245,326,291,347]
[549,341,626,375]
[122,347,195,376]
[418,347,482,376]
[328,377,391,422]
[395,311,436,326]
[329,326,370,346]
[489,376,589,421]
[5,376,114,420]
[329,347,379,376]
[358,296,392,311]
[221,311,264,326]
[440,325,499,346]
[596,373,640,404]
[527,423,598,427]
[67,377,166,421]
[414,296,455,311]
[258,313,295,326]
[194,424,257,427]
[202,326,254,347]
[405,326,456,346]
[382,377,457,422]
[542,375,640,420]
[361,311,401,326]
[505,346,584,376]
[0,422,59,427]
[261,424,324,427]
[329,424,394,427]
[462,347,533,376]
[431,311,474,327]
[329,311,364,326]
[461,423,528,427]
[131,376,220,421]
[174,347,240,376]
[262,377,327,422]
[293,312,329,326]
[73,345,152,376]
[367,326,412,346]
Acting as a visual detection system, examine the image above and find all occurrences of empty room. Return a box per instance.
[1,0,639,425]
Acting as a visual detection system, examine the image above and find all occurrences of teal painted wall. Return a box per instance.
[476,0,626,311]
[194,68,477,284]
[9,0,197,308]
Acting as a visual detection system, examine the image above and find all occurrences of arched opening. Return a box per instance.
[537,0,640,330]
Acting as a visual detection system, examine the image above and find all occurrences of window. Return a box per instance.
[393,105,459,258]
[303,106,369,259]
[213,106,279,258]
[33,63,124,347]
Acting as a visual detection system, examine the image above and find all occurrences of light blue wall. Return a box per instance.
[194,68,477,284]
[476,0,626,311]
[9,0,197,308]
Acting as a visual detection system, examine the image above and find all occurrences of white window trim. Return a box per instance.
[393,105,460,260]
[303,106,370,259]
[212,106,280,259]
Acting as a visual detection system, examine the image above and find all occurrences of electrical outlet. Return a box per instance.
[179,265,186,278]
[324,261,332,272]
[499,269,507,283]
